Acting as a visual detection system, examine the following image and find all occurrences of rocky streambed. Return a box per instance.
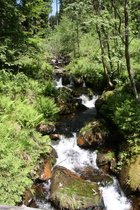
[22,69,139,210]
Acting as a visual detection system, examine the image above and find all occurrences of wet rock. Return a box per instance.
[129,195,140,210]
[50,134,60,141]
[38,146,57,181]
[97,153,111,166]
[119,154,140,195]
[56,87,78,115]
[75,98,88,111]
[50,165,103,210]
[36,123,56,135]
[0,205,41,210]
[39,160,51,180]
[75,166,113,187]
[59,103,72,115]
[91,175,113,187]
[30,181,51,208]
[99,164,110,174]
[77,120,109,149]
[110,158,117,173]
[97,152,117,175]
[22,189,34,206]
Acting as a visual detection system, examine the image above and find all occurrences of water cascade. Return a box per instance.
[80,94,99,109]
[82,80,86,87]
[101,178,131,210]
[35,93,131,210]
[55,77,63,89]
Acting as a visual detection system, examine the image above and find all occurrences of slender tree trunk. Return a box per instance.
[76,22,80,57]
[96,24,113,88]
[124,0,139,100]
[102,26,113,72]
[111,0,122,74]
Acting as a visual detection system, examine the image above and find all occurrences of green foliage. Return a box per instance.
[56,87,73,104]
[67,57,106,90]
[42,80,56,97]
[20,0,52,35]
[18,46,53,79]
[100,92,140,134]
[98,91,140,163]
[36,96,59,121]
[0,122,51,205]
[57,187,86,210]
[0,70,58,205]
[45,15,81,57]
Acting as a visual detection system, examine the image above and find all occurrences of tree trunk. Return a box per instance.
[124,0,139,100]
[102,26,113,73]
[96,24,113,88]
[76,21,80,57]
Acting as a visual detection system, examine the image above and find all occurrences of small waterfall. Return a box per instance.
[35,180,55,210]
[100,178,131,210]
[69,75,75,88]
[80,94,99,109]
[55,77,63,89]
[82,80,86,87]
[82,75,86,87]
[53,133,98,172]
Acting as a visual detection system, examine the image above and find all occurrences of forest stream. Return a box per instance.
[29,74,133,210]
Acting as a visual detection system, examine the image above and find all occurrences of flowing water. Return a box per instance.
[35,92,131,210]
[55,76,63,89]
[80,94,99,109]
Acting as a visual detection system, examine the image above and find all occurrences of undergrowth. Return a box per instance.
[0,70,59,205]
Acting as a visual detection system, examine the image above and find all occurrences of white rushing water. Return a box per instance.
[55,77,63,89]
[52,134,131,210]
[36,91,131,210]
[51,94,131,210]
[53,133,98,172]
[35,180,56,210]
[101,178,131,210]
[80,94,99,108]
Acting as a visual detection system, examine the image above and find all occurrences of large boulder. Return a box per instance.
[77,120,109,149]
[119,154,140,195]
[50,166,103,210]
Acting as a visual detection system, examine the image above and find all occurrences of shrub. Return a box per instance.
[36,96,59,121]
[98,91,140,162]
[43,80,56,97]
[0,70,58,205]
[99,92,140,135]
[0,122,51,205]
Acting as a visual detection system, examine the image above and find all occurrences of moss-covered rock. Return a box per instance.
[56,87,81,115]
[77,119,109,149]
[96,151,117,175]
[95,90,114,112]
[50,166,103,210]
[119,154,140,195]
